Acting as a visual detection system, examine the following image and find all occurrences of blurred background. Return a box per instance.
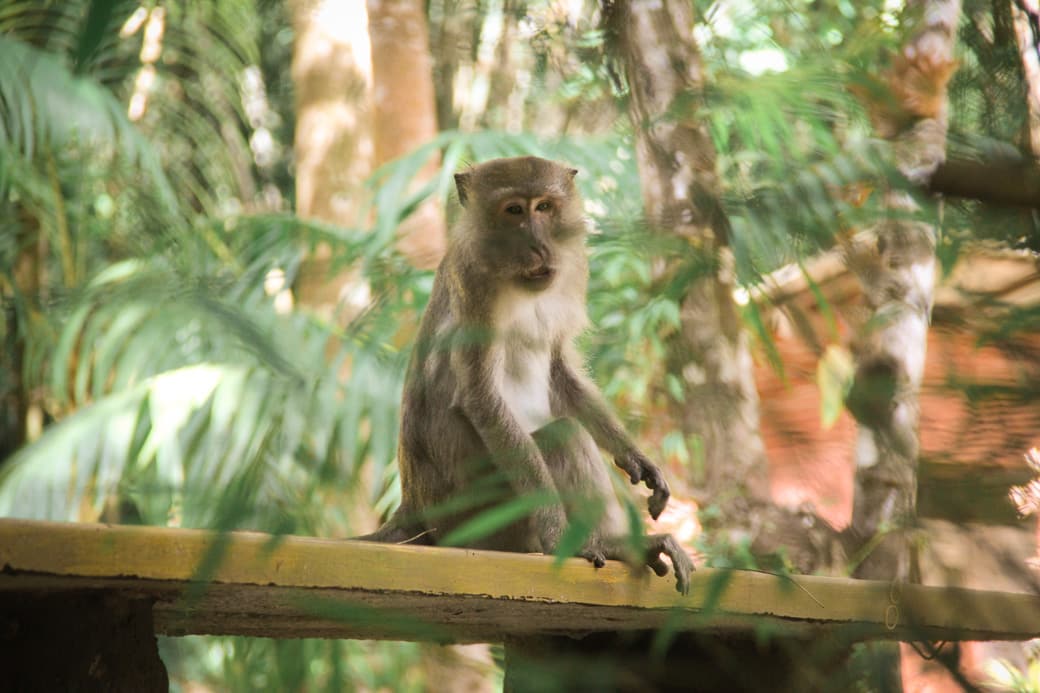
[1,0,1039,689]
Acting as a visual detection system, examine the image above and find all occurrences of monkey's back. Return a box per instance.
[395,267,494,535]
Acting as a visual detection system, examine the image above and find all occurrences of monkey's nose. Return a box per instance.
[529,243,549,263]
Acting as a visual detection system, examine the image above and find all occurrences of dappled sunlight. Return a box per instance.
[125,6,165,121]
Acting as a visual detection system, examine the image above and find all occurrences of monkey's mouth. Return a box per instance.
[520,265,556,285]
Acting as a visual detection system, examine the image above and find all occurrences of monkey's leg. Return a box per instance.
[530,418,693,595]
[353,507,434,545]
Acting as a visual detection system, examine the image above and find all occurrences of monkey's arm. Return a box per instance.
[550,346,671,519]
[451,342,569,551]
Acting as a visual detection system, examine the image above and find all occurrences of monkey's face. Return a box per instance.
[490,194,571,291]
[455,157,586,292]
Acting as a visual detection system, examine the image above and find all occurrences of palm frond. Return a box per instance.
[0,34,150,164]
[4,260,410,530]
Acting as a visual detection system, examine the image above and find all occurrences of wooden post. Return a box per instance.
[0,592,168,691]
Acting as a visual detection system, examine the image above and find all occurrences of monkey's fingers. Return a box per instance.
[647,534,694,596]
[648,485,669,520]
[579,547,607,569]
[634,460,670,519]
[615,456,642,486]
[615,454,671,519]
[646,554,670,577]
[643,467,670,520]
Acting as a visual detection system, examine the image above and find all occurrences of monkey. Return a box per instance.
[358,156,693,594]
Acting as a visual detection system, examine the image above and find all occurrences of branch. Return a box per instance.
[928,158,1040,207]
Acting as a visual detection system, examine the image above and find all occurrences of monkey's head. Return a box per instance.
[454,156,586,291]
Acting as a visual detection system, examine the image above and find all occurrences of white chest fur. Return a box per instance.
[491,284,584,433]
[495,342,553,433]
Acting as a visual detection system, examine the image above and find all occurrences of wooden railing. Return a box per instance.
[1,518,1038,690]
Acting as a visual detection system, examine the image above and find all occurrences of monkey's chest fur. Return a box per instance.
[490,285,583,432]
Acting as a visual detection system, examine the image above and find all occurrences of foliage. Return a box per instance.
[983,651,1040,693]
[2,0,1038,689]
[162,636,426,692]
[0,0,955,529]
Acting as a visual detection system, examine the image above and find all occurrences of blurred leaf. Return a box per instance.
[440,491,557,547]
[818,344,855,428]
[621,495,646,560]
[701,569,734,615]
[743,300,784,379]
[553,496,604,567]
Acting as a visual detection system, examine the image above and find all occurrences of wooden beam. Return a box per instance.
[0,519,1037,643]
[929,158,1040,208]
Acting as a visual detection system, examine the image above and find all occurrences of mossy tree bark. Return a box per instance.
[845,0,961,583]
[606,0,769,523]
[605,0,847,573]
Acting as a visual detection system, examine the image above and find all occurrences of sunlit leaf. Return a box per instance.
[817,344,855,428]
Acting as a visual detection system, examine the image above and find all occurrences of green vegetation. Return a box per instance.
[2,0,1037,689]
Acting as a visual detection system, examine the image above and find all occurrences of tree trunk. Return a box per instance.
[482,2,519,130]
[368,0,446,269]
[1,213,43,461]
[607,0,770,519]
[290,0,374,318]
[1011,0,1040,155]
[845,0,961,582]
[426,0,464,131]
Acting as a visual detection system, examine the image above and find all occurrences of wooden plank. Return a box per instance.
[0,518,1037,642]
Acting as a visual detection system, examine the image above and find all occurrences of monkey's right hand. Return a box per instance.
[578,543,607,569]
[614,451,670,520]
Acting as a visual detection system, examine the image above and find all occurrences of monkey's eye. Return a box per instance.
[505,204,524,215]
[535,200,553,212]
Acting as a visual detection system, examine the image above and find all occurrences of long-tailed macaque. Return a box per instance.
[359,156,692,594]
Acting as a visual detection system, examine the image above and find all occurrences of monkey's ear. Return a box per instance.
[454,172,470,206]
[568,168,578,179]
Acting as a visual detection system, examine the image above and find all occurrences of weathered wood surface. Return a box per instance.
[1,519,1037,643]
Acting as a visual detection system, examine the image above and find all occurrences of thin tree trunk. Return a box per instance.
[1,213,43,461]
[368,0,446,269]
[845,0,962,582]
[482,1,518,129]
[427,0,464,131]
[1012,0,1040,155]
[607,0,770,519]
[290,0,374,318]
[603,1,849,574]
[843,7,960,688]
[288,0,383,561]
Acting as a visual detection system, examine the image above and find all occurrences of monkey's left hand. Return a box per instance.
[580,533,694,595]
[614,451,670,520]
